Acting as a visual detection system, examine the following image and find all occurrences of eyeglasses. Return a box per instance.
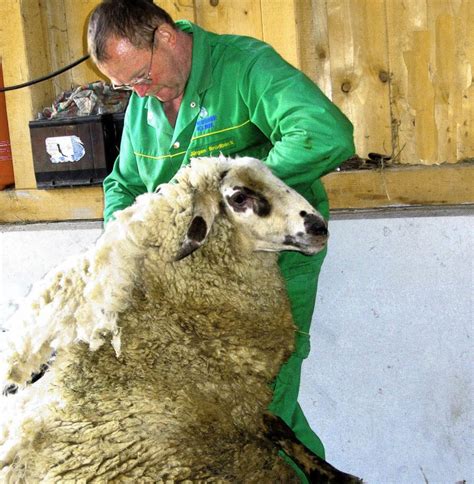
[112,27,157,91]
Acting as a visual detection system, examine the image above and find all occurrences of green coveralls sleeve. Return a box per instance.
[239,44,355,474]
[240,47,354,193]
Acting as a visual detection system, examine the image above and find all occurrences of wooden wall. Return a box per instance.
[2,0,473,184]
[298,0,473,165]
[0,0,472,220]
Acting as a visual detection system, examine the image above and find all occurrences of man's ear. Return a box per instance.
[157,23,177,47]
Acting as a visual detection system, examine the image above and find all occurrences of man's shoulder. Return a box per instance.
[218,33,270,55]
[180,20,277,68]
[206,29,274,64]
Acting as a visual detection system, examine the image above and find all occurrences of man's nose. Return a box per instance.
[133,85,149,97]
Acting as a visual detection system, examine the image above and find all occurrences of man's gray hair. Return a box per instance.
[87,0,175,63]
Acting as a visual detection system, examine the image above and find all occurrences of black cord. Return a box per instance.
[0,54,91,93]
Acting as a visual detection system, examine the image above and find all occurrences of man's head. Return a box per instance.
[87,0,192,100]
[87,0,174,64]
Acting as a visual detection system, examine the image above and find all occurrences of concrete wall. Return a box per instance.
[1,209,472,483]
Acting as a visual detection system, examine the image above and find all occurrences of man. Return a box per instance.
[87,0,354,480]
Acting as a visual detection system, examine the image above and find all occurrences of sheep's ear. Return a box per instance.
[175,215,209,261]
[175,193,218,261]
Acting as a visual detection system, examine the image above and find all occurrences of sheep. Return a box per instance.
[0,155,361,483]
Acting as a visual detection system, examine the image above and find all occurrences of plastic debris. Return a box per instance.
[37,81,130,120]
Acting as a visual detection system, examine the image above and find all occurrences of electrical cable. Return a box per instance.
[0,54,91,93]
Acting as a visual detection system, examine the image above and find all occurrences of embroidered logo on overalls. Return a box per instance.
[196,107,217,132]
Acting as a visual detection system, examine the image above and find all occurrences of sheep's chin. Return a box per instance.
[253,241,326,255]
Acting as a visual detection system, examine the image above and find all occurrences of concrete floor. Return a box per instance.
[1,207,473,483]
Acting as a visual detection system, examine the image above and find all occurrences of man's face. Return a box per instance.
[98,26,190,103]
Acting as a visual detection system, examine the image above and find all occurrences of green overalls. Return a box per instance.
[103,20,354,480]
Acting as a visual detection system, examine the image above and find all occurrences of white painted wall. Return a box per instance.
[299,211,473,484]
[0,210,472,483]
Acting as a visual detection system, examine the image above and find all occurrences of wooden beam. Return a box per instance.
[324,162,474,210]
[1,163,472,224]
[2,0,50,189]
[0,186,104,224]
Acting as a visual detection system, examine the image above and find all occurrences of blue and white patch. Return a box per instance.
[196,107,217,132]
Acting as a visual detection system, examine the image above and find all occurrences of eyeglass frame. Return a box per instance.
[112,27,158,91]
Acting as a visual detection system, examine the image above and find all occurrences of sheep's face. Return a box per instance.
[219,160,328,255]
[176,157,328,260]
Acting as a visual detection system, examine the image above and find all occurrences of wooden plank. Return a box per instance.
[386,0,473,164]
[261,0,299,68]
[194,0,263,38]
[0,186,104,224]
[324,0,392,159]
[22,2,56,117]
[158,0,196,21]
[41,0,75,97]
[323,163,474,210]
[430,0,473,163]
[295,0,332,97]
[386,0,418,164]
[459,0,474,160]
[1,164,472,223]
[404,29,438,163]
[62,0,105,88]
[1,0,45,189]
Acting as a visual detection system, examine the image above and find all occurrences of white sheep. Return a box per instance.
[0,156,360,483]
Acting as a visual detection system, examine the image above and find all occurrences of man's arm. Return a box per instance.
[240,45,355,191]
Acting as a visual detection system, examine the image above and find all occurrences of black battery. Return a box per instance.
[29,113,124,189]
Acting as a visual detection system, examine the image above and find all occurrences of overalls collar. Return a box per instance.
[145,20,213,143]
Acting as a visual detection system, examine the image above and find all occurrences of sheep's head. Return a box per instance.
[176,156,328,260]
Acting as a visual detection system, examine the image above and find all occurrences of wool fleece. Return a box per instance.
[0,156,329,483]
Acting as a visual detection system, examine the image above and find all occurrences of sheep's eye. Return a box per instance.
[226,191,251,212]
[231,193,247,205]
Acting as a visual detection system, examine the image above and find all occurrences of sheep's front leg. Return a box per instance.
[263,412,363,484]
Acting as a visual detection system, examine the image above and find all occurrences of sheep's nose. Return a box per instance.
[304,213,328,237]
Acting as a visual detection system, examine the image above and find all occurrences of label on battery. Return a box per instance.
[45,135,85,163]
[0,140,12,162]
